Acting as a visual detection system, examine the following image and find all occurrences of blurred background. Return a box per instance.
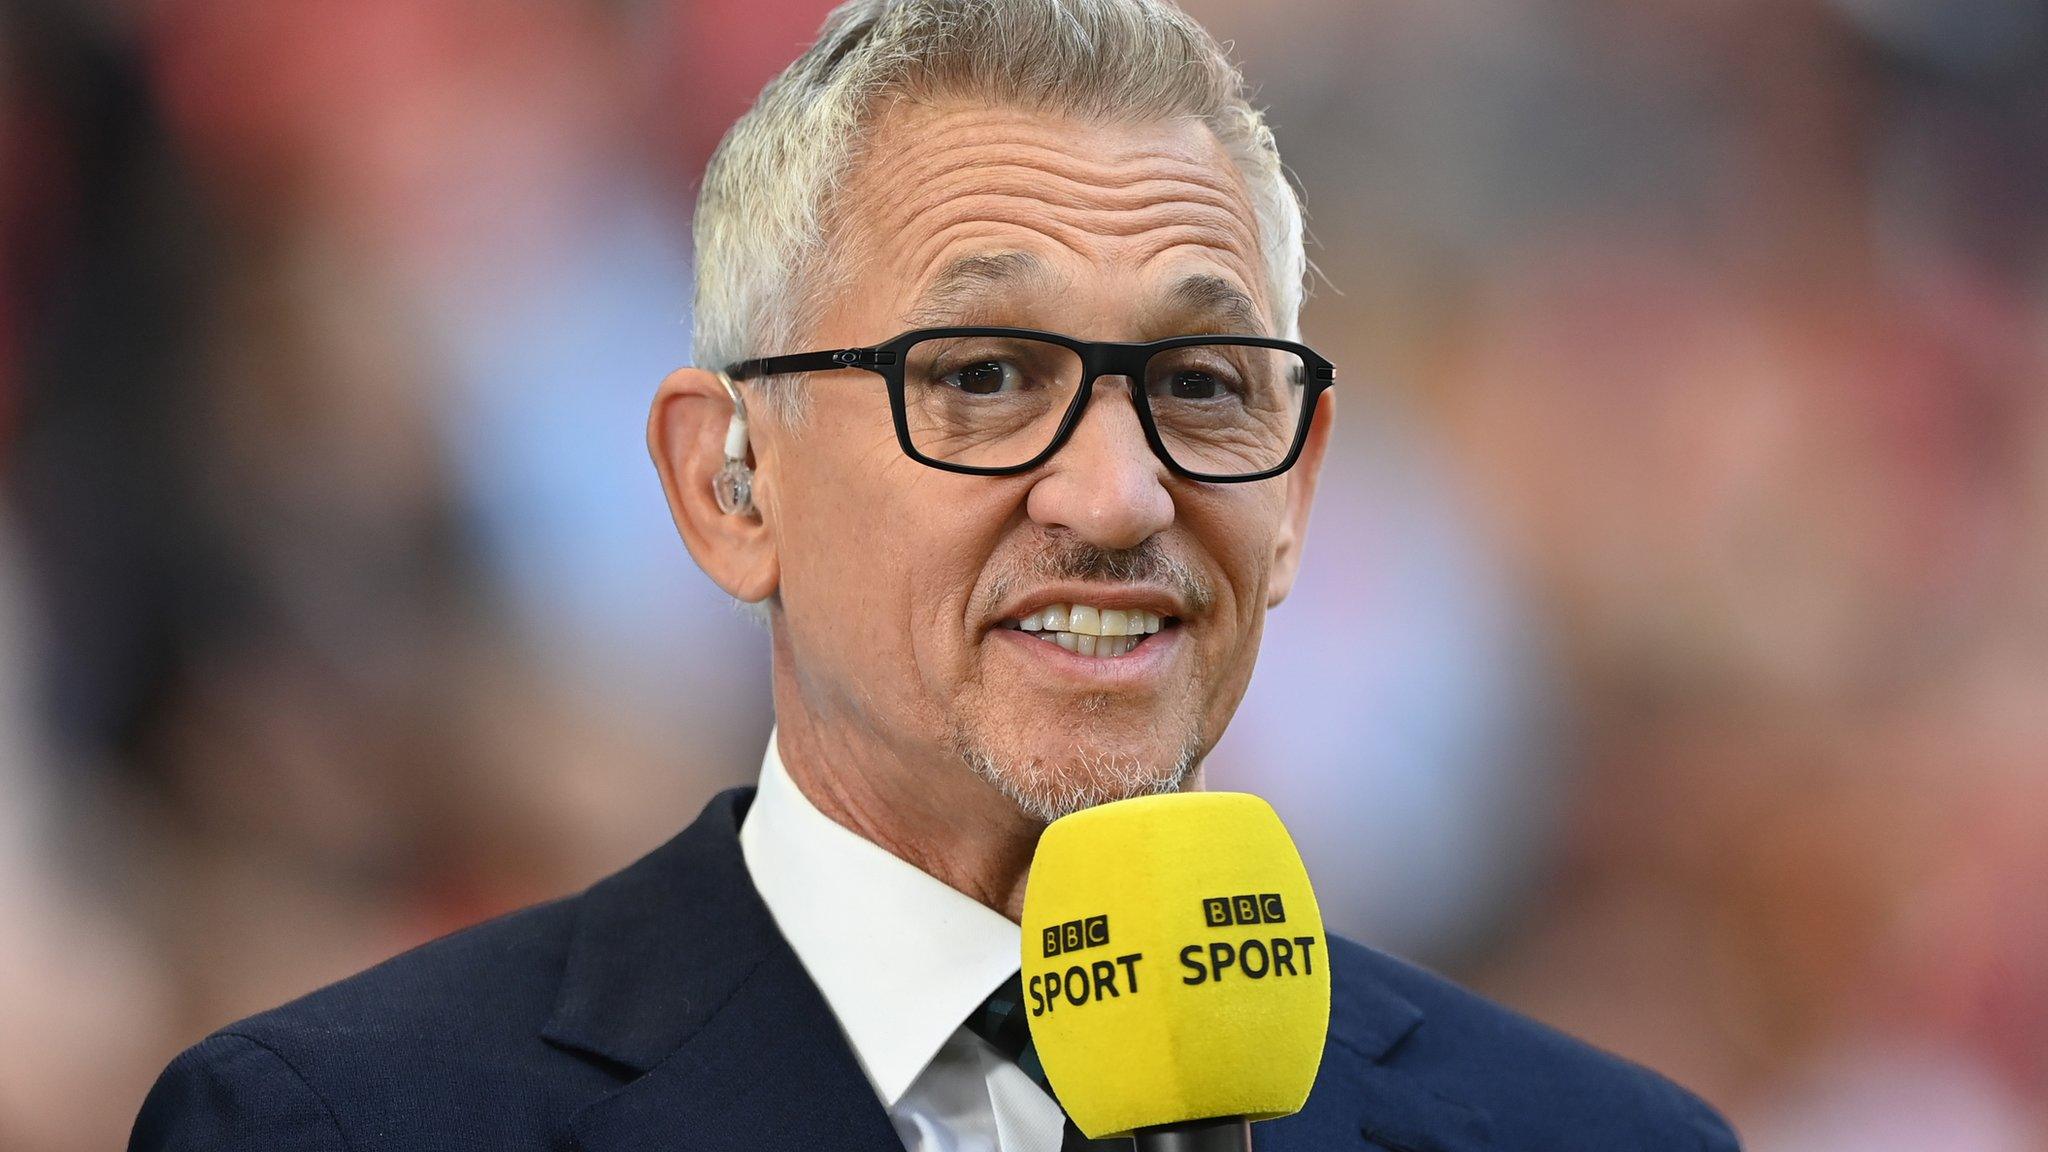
[2,0,2044,1147]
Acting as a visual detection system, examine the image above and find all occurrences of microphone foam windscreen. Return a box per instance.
[1018,791,1330,1138]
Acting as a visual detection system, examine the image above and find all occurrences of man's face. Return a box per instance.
[754,100,1329,820]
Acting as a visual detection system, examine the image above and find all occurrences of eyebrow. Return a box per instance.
[898,251,1270,338]
[901,251,1062,328]
[1162,273,1269,337]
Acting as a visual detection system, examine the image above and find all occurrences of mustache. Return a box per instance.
[984,537,1216,617]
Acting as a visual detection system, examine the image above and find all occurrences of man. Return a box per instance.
[131,1,1741,1149]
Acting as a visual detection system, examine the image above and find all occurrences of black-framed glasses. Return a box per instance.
[725,327,1335,483]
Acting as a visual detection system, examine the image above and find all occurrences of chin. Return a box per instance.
[953,727,1204,824]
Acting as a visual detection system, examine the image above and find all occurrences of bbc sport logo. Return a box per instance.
[1042,914,1111,958]
[1048,910,1114,955]
[1201,893,1287,928]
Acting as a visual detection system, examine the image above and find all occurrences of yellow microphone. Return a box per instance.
[1018,791,1330,1151]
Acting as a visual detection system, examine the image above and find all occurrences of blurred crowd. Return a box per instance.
[1,1,2043,1149]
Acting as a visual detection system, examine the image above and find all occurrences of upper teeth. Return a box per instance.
[1009,603,1165,636]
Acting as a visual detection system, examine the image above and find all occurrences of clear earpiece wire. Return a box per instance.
[713,372,756,516]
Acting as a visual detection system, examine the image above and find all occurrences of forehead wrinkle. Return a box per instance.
[911,202,1257,258]
[892,197,1261,282]
[853,113,1260,240]
[885,106,1236,175]
[892,219,1269,333]
[893,134,1252,198]
[880,153,1253,234]
[904,177,1250,237]
[900,216,1261,299]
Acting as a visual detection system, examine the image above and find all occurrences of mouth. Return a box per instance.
[997,602,1182,659]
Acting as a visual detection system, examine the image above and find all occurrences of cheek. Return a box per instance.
[772,397,911,564]
[773,438,1004,674]
[1184,491,1285,715]
[773,442,916,648]
[896,481,1018,647]
[1180,485,1288,604]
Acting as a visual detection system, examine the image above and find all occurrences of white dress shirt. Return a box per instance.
[740,730,1071,1152]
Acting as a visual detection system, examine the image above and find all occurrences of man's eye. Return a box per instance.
[941,359,1025,395]
[1156,371,1229,400]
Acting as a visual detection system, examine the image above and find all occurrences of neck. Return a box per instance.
[769,674,1045,922]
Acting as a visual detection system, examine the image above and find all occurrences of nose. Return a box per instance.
[1024,378,1175,550]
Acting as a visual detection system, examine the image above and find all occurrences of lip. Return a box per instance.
[989,619,1186,686]
[985,583,1193,632]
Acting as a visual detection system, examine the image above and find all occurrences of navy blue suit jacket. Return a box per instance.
[131,788,1741,1151]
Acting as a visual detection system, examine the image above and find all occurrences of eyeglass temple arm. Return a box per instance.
[724,347,899,381]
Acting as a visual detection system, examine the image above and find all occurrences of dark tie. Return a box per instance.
[964,973,1132,1150]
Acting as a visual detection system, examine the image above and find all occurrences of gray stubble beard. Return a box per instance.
[953,726,1207,824]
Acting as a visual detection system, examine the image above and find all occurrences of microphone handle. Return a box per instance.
[1131,1117,1253,1152]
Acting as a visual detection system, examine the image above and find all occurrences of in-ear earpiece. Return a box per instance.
[713,372,757,516]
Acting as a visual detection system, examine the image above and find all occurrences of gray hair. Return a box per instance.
[690,0,1308,426]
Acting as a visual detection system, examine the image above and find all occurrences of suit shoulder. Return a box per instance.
[1328,936,1741,1150]
[217,890,584,1061]
[131,1032,347,1151]
[133,894,609,1150]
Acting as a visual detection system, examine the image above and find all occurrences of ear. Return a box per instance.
[1265,389,1335,608]
[647,367,780,604]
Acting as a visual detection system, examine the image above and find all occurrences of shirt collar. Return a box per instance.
[739,727,1022,1107]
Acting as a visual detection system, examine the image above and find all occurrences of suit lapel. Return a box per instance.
[1257,943,1493,1152]
[541,788,904,1152]
[565,944,907,1152]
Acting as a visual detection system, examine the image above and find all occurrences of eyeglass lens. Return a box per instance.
[900,334,1307,475]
